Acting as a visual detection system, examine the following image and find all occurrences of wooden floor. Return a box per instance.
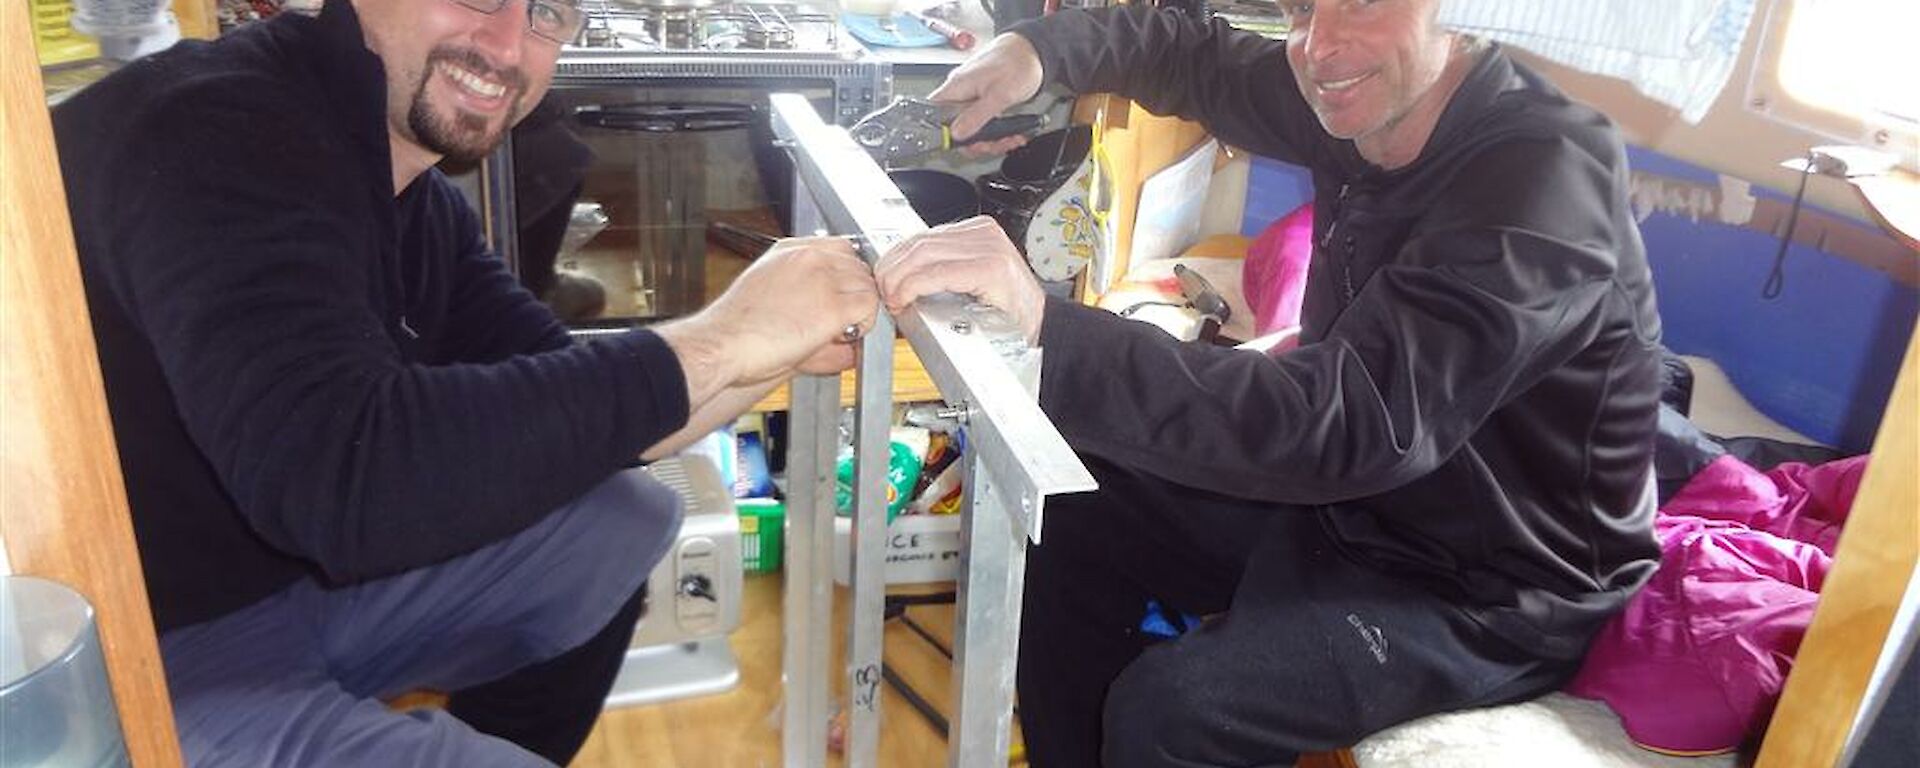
[565,577,1357,768]
[571,575,1024,767]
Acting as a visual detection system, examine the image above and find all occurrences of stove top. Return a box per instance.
[570,0,860,58]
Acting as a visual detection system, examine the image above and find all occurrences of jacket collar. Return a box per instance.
[308,0,394,176]
[1420,45,1517,161]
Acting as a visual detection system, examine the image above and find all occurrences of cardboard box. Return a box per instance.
[831,513,962,585]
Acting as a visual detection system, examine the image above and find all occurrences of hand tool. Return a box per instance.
[848,96,1047,163]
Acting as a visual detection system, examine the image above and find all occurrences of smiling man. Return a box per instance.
[51,0,877,765]
[881,1,1664,766]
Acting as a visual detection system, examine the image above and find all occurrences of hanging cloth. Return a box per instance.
[1436,0,1759,123]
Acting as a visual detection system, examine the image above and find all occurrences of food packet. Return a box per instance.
[834,426,929,523]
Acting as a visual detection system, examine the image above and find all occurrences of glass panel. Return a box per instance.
[1777,0,1920,127]
[516,85,833,324]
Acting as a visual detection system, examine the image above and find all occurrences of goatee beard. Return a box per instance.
[407,46,528,164]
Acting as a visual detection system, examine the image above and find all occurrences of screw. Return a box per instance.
[950,318,972,334]
[934,401,972,424]
[1873,129,1891,145]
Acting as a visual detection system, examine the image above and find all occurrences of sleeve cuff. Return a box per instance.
[1011,24,1061,90]
[607,329,692,445]
[1036,295,1119,407]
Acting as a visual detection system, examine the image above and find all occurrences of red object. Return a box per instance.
[908,10,977,50]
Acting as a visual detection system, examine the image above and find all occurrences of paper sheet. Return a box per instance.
[1130,139,1219,266]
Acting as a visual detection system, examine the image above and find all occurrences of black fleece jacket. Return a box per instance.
[55,1,689,632]
[1018,7,1664,659]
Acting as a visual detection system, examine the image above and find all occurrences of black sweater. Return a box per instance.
[54,1,688,632]
[1020,8,1663,659]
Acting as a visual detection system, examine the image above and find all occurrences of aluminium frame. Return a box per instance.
[769,92,1098,768]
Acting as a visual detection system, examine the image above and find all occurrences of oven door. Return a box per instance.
[509,85,840,328]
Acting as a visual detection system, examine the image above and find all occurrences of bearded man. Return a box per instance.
[53,1,877,764]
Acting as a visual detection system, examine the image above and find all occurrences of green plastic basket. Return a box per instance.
[738,498,784,573]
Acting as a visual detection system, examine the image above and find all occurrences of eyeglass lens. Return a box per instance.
[450,0,585,45]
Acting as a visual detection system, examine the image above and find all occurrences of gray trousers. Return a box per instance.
[159,468,682,767]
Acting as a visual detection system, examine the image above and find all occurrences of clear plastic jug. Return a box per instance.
[1,576,130,768]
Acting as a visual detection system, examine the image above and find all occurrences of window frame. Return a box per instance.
[1746,0,1920,171]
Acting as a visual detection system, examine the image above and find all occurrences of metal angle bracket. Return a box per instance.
[767,92,1096,543]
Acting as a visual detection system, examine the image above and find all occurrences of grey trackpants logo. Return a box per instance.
[1346,613,1389,664]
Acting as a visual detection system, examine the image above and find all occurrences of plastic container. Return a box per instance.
[1,576,130,768]
[29,0,100,66]
[68,0,179,61]
[738,498,785,573]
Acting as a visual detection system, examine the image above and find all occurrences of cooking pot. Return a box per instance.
[979,125,1095,248]
[890,169,981,226]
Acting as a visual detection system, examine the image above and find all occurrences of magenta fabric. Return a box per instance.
[1242,202,1314,337]
[1565,454,1869,754]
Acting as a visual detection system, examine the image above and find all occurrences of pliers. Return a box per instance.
[849,96,1048,163]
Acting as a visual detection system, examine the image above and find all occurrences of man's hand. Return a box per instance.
[641,238,875,460]
[928,33,1046,157]
[876,216,1047,345]
[658,237,878,396]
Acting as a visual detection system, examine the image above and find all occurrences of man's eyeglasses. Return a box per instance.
[448,0,587,46]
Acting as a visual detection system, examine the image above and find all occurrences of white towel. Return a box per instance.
[1436,0,1759,123]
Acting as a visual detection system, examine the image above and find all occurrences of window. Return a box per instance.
[1749,0,1920,169]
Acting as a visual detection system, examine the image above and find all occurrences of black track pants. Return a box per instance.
[1017,456,1572,768]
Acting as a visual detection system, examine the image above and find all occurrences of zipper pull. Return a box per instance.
[1342,235,1358,304]
[1319,182,1352,250]
[1321,182,1358,304]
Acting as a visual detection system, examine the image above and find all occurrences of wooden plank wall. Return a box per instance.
[2,5,184,766]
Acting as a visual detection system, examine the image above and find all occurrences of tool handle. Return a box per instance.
[707,221,779,258]
[953,113,1047,147]
[1173,264,1231,323]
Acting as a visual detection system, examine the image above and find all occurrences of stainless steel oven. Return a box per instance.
[480,1,891,327]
